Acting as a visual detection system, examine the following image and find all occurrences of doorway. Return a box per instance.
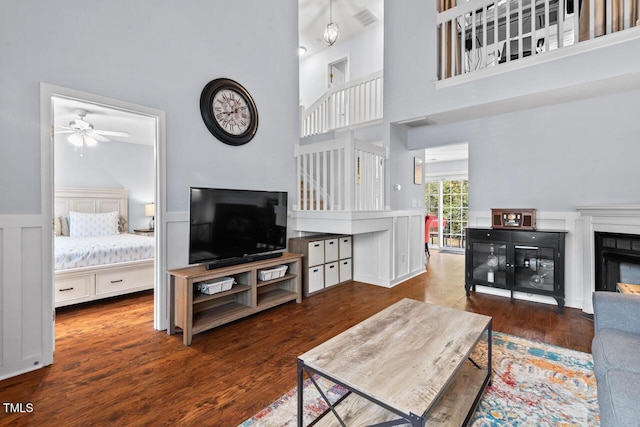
[42,83,167,337]
[424,143,469,253]
[328,57,349,88]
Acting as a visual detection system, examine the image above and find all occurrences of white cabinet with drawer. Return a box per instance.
[289,234,353,296]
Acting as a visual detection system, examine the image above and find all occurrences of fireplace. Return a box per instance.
[595,232,640,292]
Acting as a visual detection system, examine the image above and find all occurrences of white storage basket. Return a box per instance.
[258,265,288,281]
[197,277,235,295]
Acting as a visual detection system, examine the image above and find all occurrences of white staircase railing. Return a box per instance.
[294,132,386,212]
[438,0,639,80]
[301,71,383,138]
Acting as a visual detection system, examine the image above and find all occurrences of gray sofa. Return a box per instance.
[592,291,640,426]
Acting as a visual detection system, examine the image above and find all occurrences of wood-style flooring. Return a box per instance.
[0,251,594,426]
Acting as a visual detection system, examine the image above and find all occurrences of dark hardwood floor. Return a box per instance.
[0,251,593,426]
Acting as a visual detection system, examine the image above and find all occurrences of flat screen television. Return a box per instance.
[189,187,288,269]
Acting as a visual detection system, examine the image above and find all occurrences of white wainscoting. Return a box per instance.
[0,215,53,380]
[468,210,583,311]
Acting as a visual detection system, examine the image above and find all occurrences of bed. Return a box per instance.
[54,187,155,308]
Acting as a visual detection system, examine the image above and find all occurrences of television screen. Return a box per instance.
[189,187,288,266]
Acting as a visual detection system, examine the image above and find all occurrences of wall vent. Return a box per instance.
[353,7,379,27]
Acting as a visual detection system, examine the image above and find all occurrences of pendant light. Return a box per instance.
[323,0,339,46]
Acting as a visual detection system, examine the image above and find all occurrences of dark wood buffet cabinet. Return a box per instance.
[465,228,567,313]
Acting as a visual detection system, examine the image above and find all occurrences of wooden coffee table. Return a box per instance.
[297,298,492,426]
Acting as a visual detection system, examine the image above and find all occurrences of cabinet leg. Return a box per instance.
[465,283,472,297]
[555,297,565,314]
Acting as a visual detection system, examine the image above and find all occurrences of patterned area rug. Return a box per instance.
[239,332,599,426]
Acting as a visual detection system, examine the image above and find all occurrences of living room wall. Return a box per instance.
[0,0,299,378]
[407,88,640,212]
[0,0,299,216]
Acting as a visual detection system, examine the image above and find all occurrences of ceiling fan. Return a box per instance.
[56,109,130,148]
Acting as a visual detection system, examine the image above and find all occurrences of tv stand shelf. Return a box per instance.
[167,252,302,345]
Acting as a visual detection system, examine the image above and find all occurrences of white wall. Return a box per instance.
[299,24,384,108]
[408,88,640,211]
[55,140,155,231]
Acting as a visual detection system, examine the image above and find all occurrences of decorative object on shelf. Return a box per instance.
[491,208,536,230]
[487,245,498,283]
[323,0,339,46]
[200,78,258,146]
[413,157,423,185]
[144,203,155,230]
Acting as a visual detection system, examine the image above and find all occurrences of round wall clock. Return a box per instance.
[200,78,258,146]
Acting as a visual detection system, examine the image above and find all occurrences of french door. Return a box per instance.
[425,178,468,251]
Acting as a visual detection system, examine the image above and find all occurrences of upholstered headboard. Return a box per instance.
[54,187,129,234]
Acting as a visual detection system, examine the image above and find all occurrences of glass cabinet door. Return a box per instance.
[513,245,556,292]
[470,242,507,286]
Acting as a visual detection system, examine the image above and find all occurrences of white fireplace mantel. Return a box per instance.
[576,205,640,313]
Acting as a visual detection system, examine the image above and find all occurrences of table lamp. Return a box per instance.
[145,203,155,230]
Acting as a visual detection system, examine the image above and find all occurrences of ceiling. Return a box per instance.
[52,96,156,147]
[299,0,383,57]
[425,143,469,164]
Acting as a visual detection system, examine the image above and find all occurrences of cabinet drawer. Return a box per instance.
[466,229,510,242]
[339,258,352,282]
[55,275,93,303]
[339,236,352,258]
[512,231,560,245]
[325,239,339,262]
[96,265,153,295]
[325,262,339,287]
[307,265,325,293]
[307,241,325,266]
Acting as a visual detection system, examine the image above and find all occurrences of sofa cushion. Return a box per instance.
[597,369,640,427]
[592,328,640,381]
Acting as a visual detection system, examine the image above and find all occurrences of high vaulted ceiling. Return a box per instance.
[299,0,383,57]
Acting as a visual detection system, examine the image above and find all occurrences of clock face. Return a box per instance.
[212,89,252,136]
[200,78,258,146]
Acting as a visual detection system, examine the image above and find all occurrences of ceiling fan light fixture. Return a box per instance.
[67,132,84,147]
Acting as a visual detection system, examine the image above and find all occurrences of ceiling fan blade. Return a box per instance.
[90,133,110,143]
[93,130,130,138]
[55,130,75,134]
[55,124,75,131]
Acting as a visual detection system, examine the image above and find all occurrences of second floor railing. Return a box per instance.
[294,132,386,212]
[438,0,639,80]
[301,71,383,138]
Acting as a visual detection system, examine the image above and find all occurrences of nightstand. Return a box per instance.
[133,228,155,237]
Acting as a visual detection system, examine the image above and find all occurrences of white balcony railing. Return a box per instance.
[300,71,383,138]
[294,132,386,212]
[438,0,639,80]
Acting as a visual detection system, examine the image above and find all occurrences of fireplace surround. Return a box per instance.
[595,231,640,292]
[576,205,640,313]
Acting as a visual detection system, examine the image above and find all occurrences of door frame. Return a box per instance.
[40,83,168,336]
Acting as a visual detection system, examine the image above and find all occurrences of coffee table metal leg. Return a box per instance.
[297,359,304,427]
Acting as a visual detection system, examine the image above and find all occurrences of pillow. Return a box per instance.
[60,216,70,236]
[69,211,119,237]
[54,216,61,236]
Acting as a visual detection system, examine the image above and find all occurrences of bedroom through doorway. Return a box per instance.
[46,85,165,345]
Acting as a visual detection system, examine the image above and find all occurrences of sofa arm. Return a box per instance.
[593,291,640,335]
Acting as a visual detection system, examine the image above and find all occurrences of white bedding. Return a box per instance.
[55,233,155,271]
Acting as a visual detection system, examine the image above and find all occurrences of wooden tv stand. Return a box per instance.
[167,252,302,345]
